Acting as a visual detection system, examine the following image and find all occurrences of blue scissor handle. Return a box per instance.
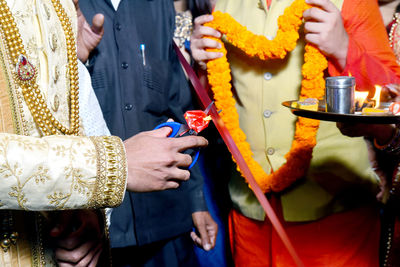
[154,121,200,169]
[154,122,182,137]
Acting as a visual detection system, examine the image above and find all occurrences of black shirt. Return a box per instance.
[80,0,207,247]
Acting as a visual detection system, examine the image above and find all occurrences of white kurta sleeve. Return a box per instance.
[78,60,111,137]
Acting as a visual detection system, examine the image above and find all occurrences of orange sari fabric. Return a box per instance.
[329,0,400,91]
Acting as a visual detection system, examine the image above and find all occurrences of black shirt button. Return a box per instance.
[124,104,133,111]
[121,62,129,69]
[116,23,122,31]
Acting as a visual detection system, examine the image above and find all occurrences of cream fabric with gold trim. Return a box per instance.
[0,0,127,213]
[0,0,127,266]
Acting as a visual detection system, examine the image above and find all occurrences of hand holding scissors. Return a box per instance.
[154,102,214,169]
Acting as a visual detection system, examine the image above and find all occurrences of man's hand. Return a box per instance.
[51,210,103,267]
[124,128,209,192]
[191,211,218,251]
[336,122,395,145]
[190,15,224,70]
[73,0,104,62]
[303,0,349,70]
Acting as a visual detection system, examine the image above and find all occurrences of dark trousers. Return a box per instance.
[111,232,199,267]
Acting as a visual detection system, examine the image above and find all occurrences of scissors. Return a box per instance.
[154,121,200,169]
[153,102,214,169]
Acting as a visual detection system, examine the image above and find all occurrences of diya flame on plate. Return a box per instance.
[354,85,382,109]
[355,85,392,115]
[372,85,382,108]
[354,90,369,111]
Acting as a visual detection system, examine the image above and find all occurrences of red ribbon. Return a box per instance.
[173,42,304,267]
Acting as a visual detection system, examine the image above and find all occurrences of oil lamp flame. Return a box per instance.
[372,85,382,108]
[354,90,368,110]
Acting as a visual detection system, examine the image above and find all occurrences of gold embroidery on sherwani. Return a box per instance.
[1,212,35,267]
[0,134,101,211]
[84,147,96,165]
[0,28,23,135]
[90,136,127,208]
[30,213,42,267]
[2,0,77,138]
[0,0,81,136]
[46,138,96,209]
[25,37,40,63]
[0,54,18,134]
[0,0,126,265]
[0,136,46,209]
[11,1,31,22]
[42,3,51,21]
[32,166,50,185]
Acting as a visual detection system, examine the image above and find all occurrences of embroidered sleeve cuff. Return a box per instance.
[89,136,127,208]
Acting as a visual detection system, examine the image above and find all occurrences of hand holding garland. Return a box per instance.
[191,14,224,70]
[303,0,349,71]
[191,0,349,71]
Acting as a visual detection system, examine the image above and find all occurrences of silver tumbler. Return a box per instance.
[325,76,355,114]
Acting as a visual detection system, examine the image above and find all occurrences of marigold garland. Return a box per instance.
[205,0,328,193]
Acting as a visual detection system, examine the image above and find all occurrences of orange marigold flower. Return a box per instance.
[205,0,326,193]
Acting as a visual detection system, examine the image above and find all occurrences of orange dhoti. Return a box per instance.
[229,204,380,267]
